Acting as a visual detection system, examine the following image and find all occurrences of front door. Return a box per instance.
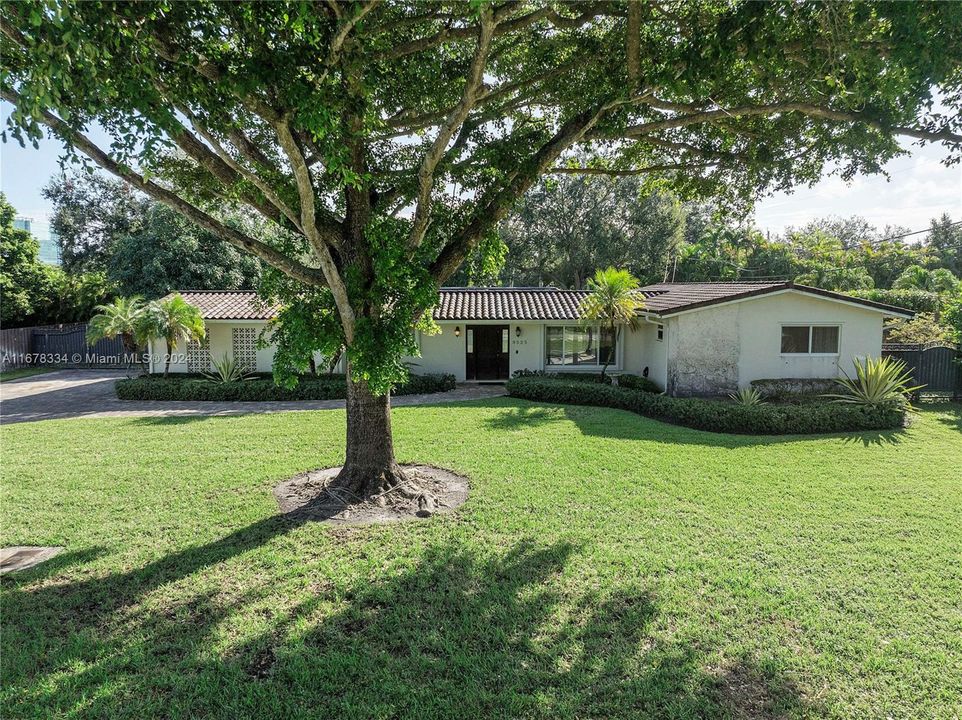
[466,325,510,381]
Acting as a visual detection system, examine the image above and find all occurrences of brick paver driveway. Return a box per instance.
[0,369,506,425]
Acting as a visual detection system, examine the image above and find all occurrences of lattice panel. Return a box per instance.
[231,327,258,372]
[186,336,211,373]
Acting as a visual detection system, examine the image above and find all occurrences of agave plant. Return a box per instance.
[729,386,765,406]
[824,356,924,410]
[202,354,255,384]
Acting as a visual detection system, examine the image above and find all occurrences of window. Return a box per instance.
[545,325,616,366]
[656,324,664,342]
[780,325,840,355]
[186,336,211,373]
[231,327,258,371]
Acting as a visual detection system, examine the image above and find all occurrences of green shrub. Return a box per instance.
[824,356,923,410]
[730,387,765,406]
[506,376,904,435]
[511,369,612,384]
[847,288,941,315]
[750,378,837,403]
[617,374,662,393]
[116,372,456,401]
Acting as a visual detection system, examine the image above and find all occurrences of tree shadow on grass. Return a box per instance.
[928,402,961,433]
[2,519,815,719]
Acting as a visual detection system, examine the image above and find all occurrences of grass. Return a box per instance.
[0,367,55,383]
[1,399,960,719]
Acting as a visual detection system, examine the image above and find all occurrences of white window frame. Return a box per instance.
[779,324,841,356]
[544,325,617,368]
[656,324,664,342]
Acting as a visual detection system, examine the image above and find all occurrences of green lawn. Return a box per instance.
[0,367,55,383]
[2,399,960,719]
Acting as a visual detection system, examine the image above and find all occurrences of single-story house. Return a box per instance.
[149,281,912,396]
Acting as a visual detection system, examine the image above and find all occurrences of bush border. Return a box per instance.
[116,372,456,402]
[505,376,904,435]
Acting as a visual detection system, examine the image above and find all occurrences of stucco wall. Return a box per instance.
[734,292,883,386]
[663,291,887,395]
[621,322,668,390]
[150,320,274,374]
[667,306,740,396]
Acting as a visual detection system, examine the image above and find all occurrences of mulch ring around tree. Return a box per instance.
[273,464,469,525]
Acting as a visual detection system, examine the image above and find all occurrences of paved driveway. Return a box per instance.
[0,369,506,424]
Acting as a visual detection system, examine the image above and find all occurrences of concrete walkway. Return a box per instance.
[0,369,506,425]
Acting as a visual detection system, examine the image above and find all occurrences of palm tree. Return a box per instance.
[140,294,206,377]
[86,296,149,374]
[579,267,645,381]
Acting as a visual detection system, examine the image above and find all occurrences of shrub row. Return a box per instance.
[511,370,663,394]
[116,372,456,402]
[616,373,662,394]
[505,376,904,435]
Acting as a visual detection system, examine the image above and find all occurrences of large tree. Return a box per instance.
[3,1,961,497]
[497,175,684,288]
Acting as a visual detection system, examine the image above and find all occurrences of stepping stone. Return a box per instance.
[0,546,64,574]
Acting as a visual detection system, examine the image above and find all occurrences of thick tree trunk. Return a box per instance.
[335,363,408,497]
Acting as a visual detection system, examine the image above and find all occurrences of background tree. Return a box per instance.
[578,267,643,380]
[108,204,262,298]
[0,192,112,327]
[0,192,52,326]
[4,1,962,498]
[496,174,684,288]
[44,170,262,298]
[43,169,150,273]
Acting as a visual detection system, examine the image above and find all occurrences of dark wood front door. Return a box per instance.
[466,325,510,381]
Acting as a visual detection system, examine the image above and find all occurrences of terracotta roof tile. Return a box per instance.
[169,282,912,321]
[433,287,589,321]
[169,291,276,320]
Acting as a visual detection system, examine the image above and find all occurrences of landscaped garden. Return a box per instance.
[2,399,959,719]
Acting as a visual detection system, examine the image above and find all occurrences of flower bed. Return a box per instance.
[505,376,904,435]
[116,372,456,401]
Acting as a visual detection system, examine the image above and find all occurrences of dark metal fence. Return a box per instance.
[1,322,132,370]
[882,342,962,399]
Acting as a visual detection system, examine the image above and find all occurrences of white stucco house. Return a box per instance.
[149,282,912,396]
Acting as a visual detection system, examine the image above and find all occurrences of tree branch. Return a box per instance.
[408,6,495,252]
[607,101,962,145]
[0,88,328,288]
[430,103,617,284]
[273,118,356,339]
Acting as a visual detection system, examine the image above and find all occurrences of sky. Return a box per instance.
[3,101,961,243]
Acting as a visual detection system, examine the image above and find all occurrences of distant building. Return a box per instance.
[13,215,60,265]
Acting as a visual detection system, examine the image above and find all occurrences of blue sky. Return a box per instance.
[3,102,960,241]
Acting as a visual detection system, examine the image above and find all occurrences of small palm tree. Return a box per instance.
[87,296,149,374]
[87,296,147,352]
[579,267,645,380]
[140,294,206,377]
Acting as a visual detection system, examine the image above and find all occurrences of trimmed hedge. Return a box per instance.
[617,374,662,394]
[506,376,904,435]
[116,372,456,402]
[511,369,613,384]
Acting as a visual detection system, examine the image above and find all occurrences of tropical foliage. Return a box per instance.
[825,356,924,411]
[1,193,114,328]
[85,296,149,353]
[729,387,766,407]
[202,354,255,384]
[139,295,206,377]
[579,268,644,380]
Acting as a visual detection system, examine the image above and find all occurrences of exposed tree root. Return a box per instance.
[273,464,469,524]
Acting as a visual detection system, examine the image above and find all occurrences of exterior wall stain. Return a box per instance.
[667,306,739,396]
